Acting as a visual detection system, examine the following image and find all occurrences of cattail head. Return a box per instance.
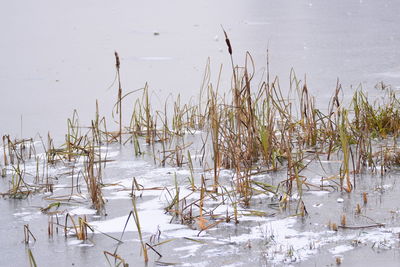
[363,192,368,204]
[114,51,120,69]
[300,200,308,217]
[355,203,362,214]
[341,214,346,226]
[222,27,233,55]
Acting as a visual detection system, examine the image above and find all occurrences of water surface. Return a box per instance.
[1,0,399,137]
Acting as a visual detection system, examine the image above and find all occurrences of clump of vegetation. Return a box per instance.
[1,32,400,266]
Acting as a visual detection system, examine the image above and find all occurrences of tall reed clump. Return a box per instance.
[298,82,318,148]
[218,30,309,205]
[208,85,221,192]
[349,86,400,173]
[143,84,154,144]
[213,28,400,205]
[257,82,278,170]
[115,51,123,144]
[83,142,105,212]
[65,110,80,162]
[218,29,260,205]
[352,86,400,139]
[338,109,353,192]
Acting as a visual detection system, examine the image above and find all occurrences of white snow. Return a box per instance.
[329,244,353,255]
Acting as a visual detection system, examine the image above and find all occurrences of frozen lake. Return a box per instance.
[1,1,400,266]
[1,0,399,137]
